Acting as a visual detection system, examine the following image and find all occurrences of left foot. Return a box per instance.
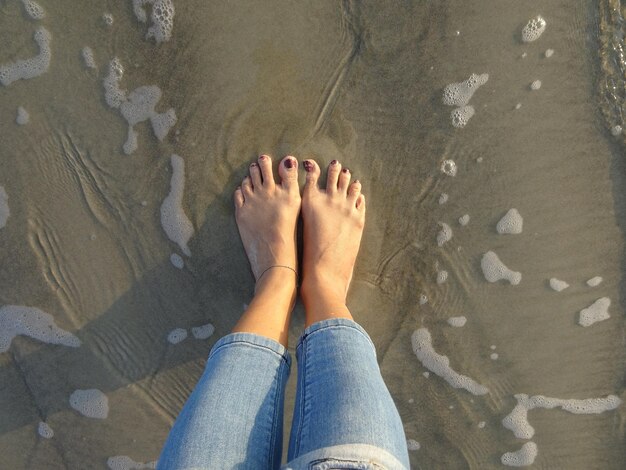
[234,154,301,288]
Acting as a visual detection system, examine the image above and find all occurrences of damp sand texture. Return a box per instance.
[0,0,624,469]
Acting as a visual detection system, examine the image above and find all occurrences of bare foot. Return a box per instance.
[231,154,300,346]
[300,159,366,326]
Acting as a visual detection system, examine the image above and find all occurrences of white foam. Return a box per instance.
[451,105,475,128]
[21,0,45,20]
[192,323,215,340]
[521,16,547,42]
[530,80,542,91]
[160,155,194,256]
[442,73,489,107]
[406,439,421,451]
[515,103,522,110]
[437,222,453,246]
[0,305,81,352]
[578,297,610,327]
[170,253,184,269]
[16,106,29,125]
[502,393,622,439]
[0,27,51,86]
[611,125,623,136]
[107,456,156,470]
[490,353,499,360]
[37,421,54,439]
[496,208,523,234]
[549,278,569,292]
[151,108,177,141]
[69,389,109,419]
[167,328,187,344]
[132,0,175,43]
[490,345,497,350]
[411,328,489,395]
[447,316,466,327]
[103,58,127,108]
[457,214,469,226]
[419,294,428,305]
[478,421,486,429]
[102,13,114,26]
[438,193,449,204]
[123,128,138,155]
[437,269,448,284]
[545,48,554,58]
[586,276,603,287]
[501,442,538,467]
[81,47,96,69]
[0,186,9,229]
[481,251,521,285]
[422,371,430,378]
[441,159,457,176]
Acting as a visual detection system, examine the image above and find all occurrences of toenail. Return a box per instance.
[284,158,294,169]
[303,160,313,172]
[250,162,258,167]
[354,180,360,184]
[342,168,350,173]
[330,160,338,165]
[259,154,268,160]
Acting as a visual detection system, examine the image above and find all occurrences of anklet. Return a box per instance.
[257,265,298,283]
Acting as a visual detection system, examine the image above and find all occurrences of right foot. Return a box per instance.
[300,159,366,324]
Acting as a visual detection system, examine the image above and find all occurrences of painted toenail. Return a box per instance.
[342,168,350,173]
[354,180,360,184]
[330,160,338,165]
[250,162,257,167]
[284,159,294,169]
[259,154,268,160]
[303,160,313,172]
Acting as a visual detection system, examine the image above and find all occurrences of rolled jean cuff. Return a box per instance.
[297,318,377,356]
[208,331,292,368]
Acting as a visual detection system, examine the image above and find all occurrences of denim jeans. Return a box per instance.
[157,318,409,470]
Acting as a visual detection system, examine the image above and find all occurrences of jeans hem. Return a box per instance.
[208,332,292,368]
[296,318,377,355]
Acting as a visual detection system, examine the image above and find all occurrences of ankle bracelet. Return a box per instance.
[257,265,298,284]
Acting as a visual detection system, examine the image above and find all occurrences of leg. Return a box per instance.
[157,155,300,469]
[286,159,409,469]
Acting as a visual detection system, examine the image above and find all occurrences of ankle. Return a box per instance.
[301,274,353,327]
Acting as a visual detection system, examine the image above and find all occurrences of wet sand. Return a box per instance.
[0,0,624,468]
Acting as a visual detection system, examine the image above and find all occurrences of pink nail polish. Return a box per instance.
[303,160,313,172]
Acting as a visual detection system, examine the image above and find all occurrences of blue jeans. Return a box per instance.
[157,318,409,470]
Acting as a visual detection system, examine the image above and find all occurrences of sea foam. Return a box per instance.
[0,185,9,228]
[160,155,194,255]
[481,251,521,285]
[501,442,538,467]
[107,456,156,470]
[578,297,610,327]
[0,27,51,86]
[69,389,109,419]
[132,0,175,43]
[496,209,523,234]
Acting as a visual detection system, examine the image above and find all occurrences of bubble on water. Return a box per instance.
[586,276,603,287]
[167,327,187,344]
[16,106,29,125]
[490,345,496,350]
[478,421,486,429]
[103,58,127,108]
[441,159,457,176]
[520,52,527,59]
[422,371,430,378]
[481,251,521,285]
[37,422,54,439]
[442,73,489,107]
[438,193,449,204]
[611,125,623,136]
[515,103,522,110]
[141,200,148,206]
[161,155,194,256]
[496,208,523,234]
[107,456,157,470]
[419,294,428,305]
[408,398,414,403]
[0,305,81,352]
[191,323,215,340]
[0,187,9,229]
[521,16,547,42]
[490,353,499,360]
[69,389,109,419]
[81,47,96,69]
[436,222,453,246]
[578,297,610,327]
[530,80,542,90]
[549,278,569,291]
[132,0,175,43]
[451,105,475,128]
[447,316,466,327]
[21,0,45,20]
[476,157,483,163]
[123,129,138,155]
[501,442,538,467]
[406,439,421,451]
[458,214,470,226]
[437,269,448,284]
[103,13,114,26]
[411,328,489,395]
[170,253,184,269]
[90,234,97,241]
[0,27,51,86]
[545,48,554,58]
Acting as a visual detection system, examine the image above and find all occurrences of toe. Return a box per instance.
[242,176,253,198]
[234,186,244,208]
[356,193,366,211]
[303,159,321,195]
[278,156,299,192]
[348,179,361,205]
[249,161,262,187]
[338,167,351,193]
[258,154,275,189]
[326,159,342,193]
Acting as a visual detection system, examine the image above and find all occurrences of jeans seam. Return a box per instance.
[294,338,309,457]
[268,359,285,470]
[209,340,290,366]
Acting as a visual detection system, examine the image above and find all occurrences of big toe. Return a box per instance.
[278,156,299,192]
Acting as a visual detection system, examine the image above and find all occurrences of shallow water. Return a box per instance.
[0,1,624,468]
